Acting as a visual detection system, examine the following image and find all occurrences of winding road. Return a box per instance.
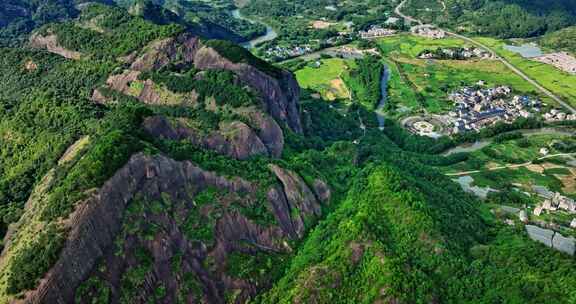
[394,0,576,114]
[445,153,576,176]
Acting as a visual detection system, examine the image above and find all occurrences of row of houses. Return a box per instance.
[410,24,445,39]
[263,45,313,60]
[418,47,492,60]
[543,109,576,122]
[533,186,576,215]
[447,85,540,133]
[358,25,397,39]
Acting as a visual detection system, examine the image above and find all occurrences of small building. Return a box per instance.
[519,210,529,223]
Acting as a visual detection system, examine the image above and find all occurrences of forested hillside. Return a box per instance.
[540,26,576,54]
[0,1,575,303]
[0,0,264,47]
[407,0,576,38]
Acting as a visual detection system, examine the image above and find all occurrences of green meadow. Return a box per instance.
[476,37,576,107]
[295,58,355,100]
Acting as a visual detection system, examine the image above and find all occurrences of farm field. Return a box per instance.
[475,37,576,108]
[444,132,576,197]
[376,34,553,116]
[295,58,355,101]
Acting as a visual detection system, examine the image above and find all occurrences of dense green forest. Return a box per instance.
[346,56,383,110]
[0,0,265,47]
[407,0,576,38]
[540,26,576,54]
[258,161,576,303]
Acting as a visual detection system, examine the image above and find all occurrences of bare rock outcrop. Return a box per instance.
[191,46,302,133]
[29,33,82,60]
[268,164,323,238]
[98,70,198,106]
[143,115,282,160]
[313,179,332,204]
[239,109,284,158]
[5,153,329,303]
[122,34,302,133]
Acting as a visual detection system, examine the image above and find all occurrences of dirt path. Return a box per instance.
[445,153,576,176]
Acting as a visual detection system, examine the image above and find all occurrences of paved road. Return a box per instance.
[394,0,576,114]
[445,153,576,176]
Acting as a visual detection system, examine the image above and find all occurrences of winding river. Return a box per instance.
[231,9,278,49]
[443,128,575,156]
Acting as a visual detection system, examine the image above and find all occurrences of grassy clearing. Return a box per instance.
[475,37,576,107]
[295,58,355,101]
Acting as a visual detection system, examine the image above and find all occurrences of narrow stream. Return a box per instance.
[376,66,390,130]
[231,9,278,49]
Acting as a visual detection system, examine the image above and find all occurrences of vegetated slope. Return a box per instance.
[539,26,576,54]
[1,2,576,304]
[410,0,576,38]
[0,0,117,46]
[0,3,344,303]
[259,157,576,303]
[116,0,267,43]
[0,0,260,48]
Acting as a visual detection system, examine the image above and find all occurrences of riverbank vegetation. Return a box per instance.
[346,56,383,110]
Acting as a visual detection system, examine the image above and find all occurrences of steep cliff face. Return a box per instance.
[105,34,302,134]
[143,115,283,160]
[190,45,303,134]
[2,153,328,303]
[29,32,82,60]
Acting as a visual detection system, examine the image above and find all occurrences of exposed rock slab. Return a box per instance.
[125,34,302,133]
[5,153,329,303]
[552,233,576,255]
[269,164,322,238]
[29,33,82,60]
[526,225,554,248]
[525,225,575,255]
[143,115,276,160]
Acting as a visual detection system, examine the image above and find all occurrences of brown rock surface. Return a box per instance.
[8,153,296,304]
[268,164,323,238]
[122,34,302,133]
[29,33,82,60]
[143,115,279,160]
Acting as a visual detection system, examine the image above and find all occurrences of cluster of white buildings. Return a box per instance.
[410,24,445,39]
[543,109,576,122]
[447,85,540,133]
[534,52,576,75]
[534,192,576,216]
[418,47,492,60]
[264,45,313,60]
[358,25,397,39]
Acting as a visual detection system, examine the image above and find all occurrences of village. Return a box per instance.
[447,84,541,134]
[418,46,492,60]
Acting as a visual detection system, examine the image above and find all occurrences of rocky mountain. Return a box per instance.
[1,2,576,304]
[0,3,333,303]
